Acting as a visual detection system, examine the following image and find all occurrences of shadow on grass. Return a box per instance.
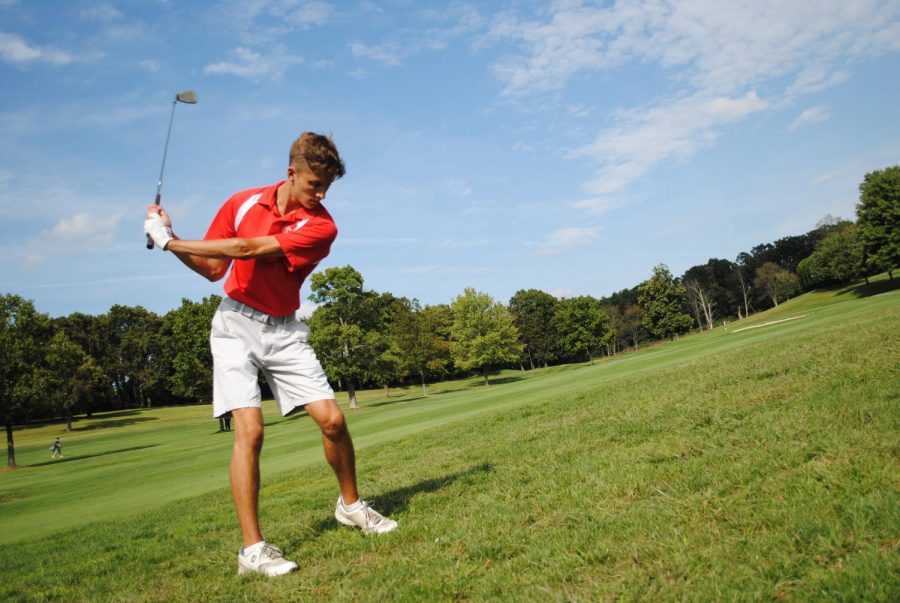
[71,416,158,432]
[838,277,900,298]
[24,444,159,468]
[367,395,426,409]
[308,462,493,535]
[468,375,526,388]
[15,409,146,432]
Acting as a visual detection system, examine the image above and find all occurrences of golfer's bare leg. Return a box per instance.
[230,407,265,547]
[305,399,359,504]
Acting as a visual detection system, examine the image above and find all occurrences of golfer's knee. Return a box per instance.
[235,422,264,451]
[318,411,347,439]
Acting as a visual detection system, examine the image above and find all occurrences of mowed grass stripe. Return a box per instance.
[0,287,897,600]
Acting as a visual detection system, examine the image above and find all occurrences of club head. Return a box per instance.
[175,90,198,104]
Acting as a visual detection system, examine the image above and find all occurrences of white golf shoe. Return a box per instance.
[334,497,398,534]
[237,543,298,577]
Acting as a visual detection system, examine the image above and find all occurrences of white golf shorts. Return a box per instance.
[210,298,334,417]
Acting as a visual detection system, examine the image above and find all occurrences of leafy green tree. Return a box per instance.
[420,304,455,381]
[551,296,611,364]
[368,328,399,398]
[40,331,103,431]
[856,165,899,278]
[55,312,114,413]
[637,264,693,340]
[389,298,451,396]
[753,262,800,307]
[602,305,627,355]
[797,254,825,290]
[449,288,522,385]
[508,289,559,369]
[102,305,164,409]
[1,294,54,468]
[605,286,641,314]
[163,296,221,404]
[797,225,864,288]
[622,304,646,349]
[309,266,389,408]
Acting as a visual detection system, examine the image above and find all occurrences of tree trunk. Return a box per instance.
[347,383,358,409]
[527,349,535,371]
[737,269,751,319]
[419,371,427,397]
[383,385,389,398]
[703,299,715,331]
[483,367,490,386]
[66,414,73,432]
[6,423,16,468]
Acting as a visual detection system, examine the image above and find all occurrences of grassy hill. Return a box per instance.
[1,280,898,601]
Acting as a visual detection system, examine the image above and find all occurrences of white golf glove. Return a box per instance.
[144,212,174,250]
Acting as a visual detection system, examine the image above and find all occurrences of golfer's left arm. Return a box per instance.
[165,237,284,260]
[144,206,284,281]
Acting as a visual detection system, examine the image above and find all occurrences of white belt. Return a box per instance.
[224,297,295,326]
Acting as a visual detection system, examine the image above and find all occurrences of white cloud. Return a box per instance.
[25,211,126,266]
[537,227,600,256]
[488,1,900,207]
[215,1,335,43]
[571,90,769,195]
[350,4,484,67]
[491,1,900,97]
[349,42,401,67]
[204,46,302,80]
[788,106,831,130]
[572,196,624,215]
[79,4,123,22]
[278,1,334,27]
[0,32,75,65]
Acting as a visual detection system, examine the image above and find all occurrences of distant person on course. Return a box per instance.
[143,132,397,577]
[50,437,63,459]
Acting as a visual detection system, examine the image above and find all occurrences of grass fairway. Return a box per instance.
[1,281,898,601]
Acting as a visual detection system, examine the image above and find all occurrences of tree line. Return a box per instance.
[3,166,897,466]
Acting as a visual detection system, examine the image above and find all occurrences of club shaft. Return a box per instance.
[148,100,179,250]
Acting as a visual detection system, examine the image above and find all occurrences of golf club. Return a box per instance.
[146,90,198,249]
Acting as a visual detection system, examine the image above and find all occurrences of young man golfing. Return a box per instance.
[144,132,397,577]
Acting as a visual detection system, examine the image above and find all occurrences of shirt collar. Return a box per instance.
[257,181,284,209]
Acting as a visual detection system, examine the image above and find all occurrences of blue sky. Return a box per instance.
[2,0,899,318]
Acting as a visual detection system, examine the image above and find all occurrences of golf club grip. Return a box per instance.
[146,192,161,250]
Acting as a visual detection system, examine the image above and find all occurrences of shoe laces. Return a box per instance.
[360,502,386,525]
[259,543,284,561]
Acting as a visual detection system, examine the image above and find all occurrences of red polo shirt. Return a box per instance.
[204,181,337,316]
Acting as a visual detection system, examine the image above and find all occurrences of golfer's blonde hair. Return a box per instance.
[289,132,345,180]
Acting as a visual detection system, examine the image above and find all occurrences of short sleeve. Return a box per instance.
[274,218,338,271]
